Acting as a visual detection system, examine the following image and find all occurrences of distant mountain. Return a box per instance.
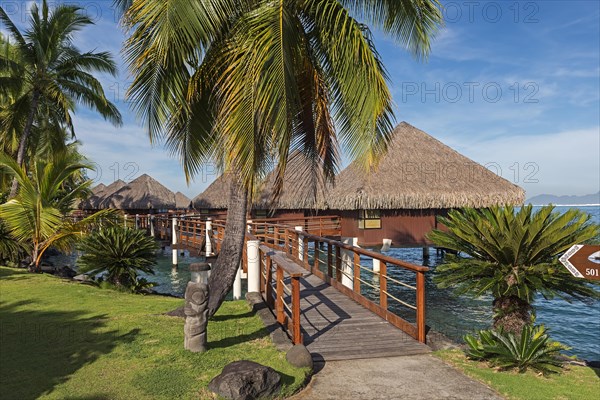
[526,192,600,205]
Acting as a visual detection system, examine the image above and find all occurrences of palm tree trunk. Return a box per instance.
[29,244,40,273]
[207,173,248,317]
[492,296,532,334]
[9,90,40,198]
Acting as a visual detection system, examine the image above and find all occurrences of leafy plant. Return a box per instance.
[0,218,27,265]
[465,324,568,375]
[429,205,599,333]
[77,226,159,292]
[0,152,119,271]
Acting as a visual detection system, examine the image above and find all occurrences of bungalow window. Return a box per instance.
[254,210,268,219]
[358,210,381,229]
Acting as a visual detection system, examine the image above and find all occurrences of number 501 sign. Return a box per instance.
[560,245,600,281]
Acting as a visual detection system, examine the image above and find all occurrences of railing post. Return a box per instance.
[276,267,285,324]
[205,219,212,255]
[284,228,290,255]
[303,237,309,270]
[353,252,361,293]
[416,271,426,343]
[124,214,128,228]
[172,217,178,268]
[135,214,139,229]
[291,277,301,344]
[335,246,342,282]
[247,239,260,293]
[341,237,356,289]
[380,262,388,309]
[313,240,320,273]
[295,226,303,261]
[266,255,274,309]
[327,242,333,277]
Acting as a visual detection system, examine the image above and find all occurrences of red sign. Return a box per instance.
[559,245,600,281]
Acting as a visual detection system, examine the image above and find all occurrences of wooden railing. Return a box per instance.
[104,212,427,344]
[248,220,428,343]
[251,215,341,237]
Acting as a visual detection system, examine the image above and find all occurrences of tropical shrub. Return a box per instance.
[464,324,568,375]
[429,205,599,334]
[78,226,159,292]
[0,219,26,265]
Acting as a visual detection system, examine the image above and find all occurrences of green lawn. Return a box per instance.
[0,267,308,399]
[435,349,600,400]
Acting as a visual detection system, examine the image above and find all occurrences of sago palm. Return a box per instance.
[122,0,443,315]
[0,0,122,196]
[0,152,119,272]
[428,205,599,334]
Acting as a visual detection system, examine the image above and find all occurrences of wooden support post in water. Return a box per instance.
[422,246,430,261]
[291,277,301,344]
[380,262,387,309]
[172,217,178,268]
[416,271,426,343]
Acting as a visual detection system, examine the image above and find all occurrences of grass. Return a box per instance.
[434,349,600,400]
[0,267,308,399]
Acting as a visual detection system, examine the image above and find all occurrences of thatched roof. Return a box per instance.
[193,173,231,209]
[175,192,192,209]
[193,152,330,210]
[82,180,126,209]
[327,122,525,210]
[100,174,176,210]
[255,151,329,209]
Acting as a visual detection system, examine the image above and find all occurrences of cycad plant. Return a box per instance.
[464,324,568,375]
[78,226,158,290]
[0,152,119,272]
[428,205,599,334]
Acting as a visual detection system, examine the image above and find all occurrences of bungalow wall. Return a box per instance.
[336,209,448,248]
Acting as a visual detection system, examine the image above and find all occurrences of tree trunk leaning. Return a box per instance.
[207,173,248,317]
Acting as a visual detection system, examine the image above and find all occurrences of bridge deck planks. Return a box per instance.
[298,274,430,361]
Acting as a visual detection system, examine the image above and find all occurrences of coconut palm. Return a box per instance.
[428,205,599,334]
[0,0,122,196]
[123,0,443,315]
[0,152,119,272]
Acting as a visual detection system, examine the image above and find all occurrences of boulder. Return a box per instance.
[55,266,77,278]
[208,360,281,400]
[286,344,313,369]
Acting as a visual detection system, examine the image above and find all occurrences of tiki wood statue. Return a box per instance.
[184,281,209,352]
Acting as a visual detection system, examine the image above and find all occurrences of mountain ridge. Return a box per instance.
[526,192,600,205]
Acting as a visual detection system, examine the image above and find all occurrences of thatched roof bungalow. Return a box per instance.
[175,191,192,210]
[81,179,126,210]
[98,174,179,213]
[327,122,525,246]
[192,151,331,219]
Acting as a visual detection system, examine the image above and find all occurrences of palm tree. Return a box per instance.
[122,0,443,315]
[0,0,122,196]
[0,152,119,272]
[428,205,599,334]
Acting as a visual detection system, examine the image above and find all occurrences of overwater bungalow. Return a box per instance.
[326,122,525,246]
[81,179,126,210]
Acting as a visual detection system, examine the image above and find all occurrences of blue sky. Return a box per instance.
[1,1,599,200]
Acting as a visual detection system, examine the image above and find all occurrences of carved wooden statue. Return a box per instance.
[184,281,209,352]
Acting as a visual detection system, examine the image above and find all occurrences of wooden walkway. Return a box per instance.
[298,274,430,361]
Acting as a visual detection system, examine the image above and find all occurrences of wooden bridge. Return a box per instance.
[127,213,431,360]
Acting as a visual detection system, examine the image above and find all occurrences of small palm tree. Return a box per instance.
[78,226,158,289]
[428,205,599,334]
[0,0,122,196]
[0,152,119,272]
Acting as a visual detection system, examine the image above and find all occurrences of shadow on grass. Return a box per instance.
[0,300,140,400]
[210,310,254,322]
